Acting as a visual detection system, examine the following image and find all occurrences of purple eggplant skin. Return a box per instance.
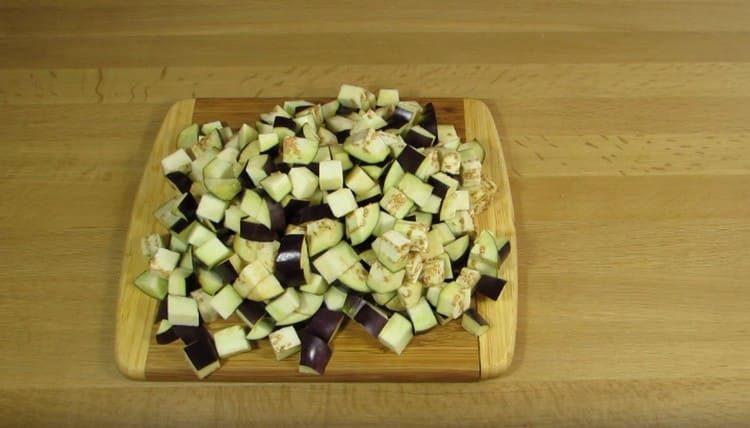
[306,307,346,343]
[299,333,333,375]
[499,240,511,264]
[237,169,255,189]
[166,171,193,194]
[240,221,277,242]
[334,130,350,143]
[170,217,191,233]
[351,236,376,254]
[289,204,334,225]
[183,335,219,370]
[266,199,287,233]
[236,300,266,326]
[305,163,320,175]
[173,324,209,345]
[213,259,239,284]
[396,145,425,174]
[336,104,358,116]
[357,194,381,208]
[342,294,367,319]
[156,326,179,345]
[463,308,489,326]
[175,193,198,218]
[353,303,388,337]
[185,273,200,294]
[283,199,311,220]
[275,234,306,287]
[155,298,168,323]
[475,275,507,301]
[386,106,413,129]
[273,115,297,131]
[403,128,434,148]
[451,250,471,277]
[427,177,450,198]
[420,103,438,138]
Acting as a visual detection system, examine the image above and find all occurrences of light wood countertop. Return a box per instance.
[1,1,749,426]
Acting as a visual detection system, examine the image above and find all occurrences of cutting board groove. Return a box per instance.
[115,97,517,382]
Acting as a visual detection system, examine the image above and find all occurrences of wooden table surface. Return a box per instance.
[1,1,749,426]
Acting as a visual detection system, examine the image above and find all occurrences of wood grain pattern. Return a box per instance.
[3,0,750,425]
[115,97,515,381]
[114,99,195,379]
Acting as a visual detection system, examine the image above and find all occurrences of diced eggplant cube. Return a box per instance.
[376,89,399,107]
[407,297,438,333]
[155,319,179,345]
[167,295,200,327]
[149,248,181,277]
[266,288,301,322]
[461,308,490,337]
[183,336,220,379]
[299,333,333,375]
[213,325,252,358]
[196,193,228,223]
[210,285,243,319]
[378,313,414,355]
[379,187,414,219]
[269,326,302,360]
[194,236,231,268]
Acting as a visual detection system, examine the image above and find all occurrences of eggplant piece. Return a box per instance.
[407,297,438,333]
[155,319,179,344]
[266,288,301,321]
[246,316,275,340]
[240,221,276,242]
[235,299,266,327]
[335,104,357,116]
[273,115,297,131]
[498,239,511,264]
[191,289,220,323]
[237,168,255,189]
[275,234,307,287]
[269,326,302,360]
[313,241,359,284]
[299,333,333,375]
[167,295,200,327]
[461,308,489,337]
[168,267,199,296]
[166,171,193,194]
[183,335,220,379]
[386,105,414,129]
[154,298,168,323]
[318,160,344,191]
[353,302,389,337]
[474,275,507,301]
[173,324,209,345]
[419,103,438,138]
[305,218,344,257]
[194,236,232,269]
[396,145,426,175]
[306,306,346,343]
[178,123,199,149]
[289,203,335,225]
[404,125,435,147]
[260,172,292,203]
[266,198,287,233]
[324,286,348,311]
[343,129,390,164]
[209,285,243,319]
[212,259,238,284]
[283,197,311,218]
[213,325,252,359]
[326,188,358,218]
[378,313,413,355]
[342,293,367,319]
[428,176,451,199]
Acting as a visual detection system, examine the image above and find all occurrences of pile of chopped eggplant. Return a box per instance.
[136,84,509,379]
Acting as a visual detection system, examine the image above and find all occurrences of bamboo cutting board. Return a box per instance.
[115,97,517,382]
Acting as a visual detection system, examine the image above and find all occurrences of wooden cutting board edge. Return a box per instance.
[114,97,517,381]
